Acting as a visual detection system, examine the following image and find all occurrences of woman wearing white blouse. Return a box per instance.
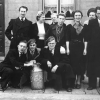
[32,11,50,49]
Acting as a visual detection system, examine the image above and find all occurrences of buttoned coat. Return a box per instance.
[45,23,67,47]
[5,18,33,49]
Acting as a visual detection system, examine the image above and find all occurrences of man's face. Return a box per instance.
[19,8,27,18]
[89,12,96,20]
[74,12,82,22]
[96,10,100,20]
[29,43,36,51]
[48,40,56,50]
[51,14,57,23]
[18,42,27,53]
[58,15,65,26]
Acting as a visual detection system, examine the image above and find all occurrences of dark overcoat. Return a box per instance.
[5,18,33,49]
[85,18,100,77]
[45,23,67,47]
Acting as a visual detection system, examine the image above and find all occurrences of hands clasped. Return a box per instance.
[24,60,36,67]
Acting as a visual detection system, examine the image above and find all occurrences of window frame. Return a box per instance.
[42,0,76,20]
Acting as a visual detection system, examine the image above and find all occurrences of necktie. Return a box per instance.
[21,18,24,22]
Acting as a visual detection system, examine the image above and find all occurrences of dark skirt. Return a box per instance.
[69,42,86,75]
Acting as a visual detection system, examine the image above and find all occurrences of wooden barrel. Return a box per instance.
[30,64,44,90]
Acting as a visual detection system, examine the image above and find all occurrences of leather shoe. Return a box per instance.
[87,86,96,90]
[75,84,81,89]
[0,85,8,92]
[66,87,72,92]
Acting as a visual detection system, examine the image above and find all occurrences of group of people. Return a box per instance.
[0,5,100,92]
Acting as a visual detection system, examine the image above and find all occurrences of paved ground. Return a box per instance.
[0,76,100,100]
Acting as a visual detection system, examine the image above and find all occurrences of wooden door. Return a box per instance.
[0,0,5,56]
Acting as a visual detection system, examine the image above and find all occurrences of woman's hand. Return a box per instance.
[83,49,87,55]
[66,49,70,55]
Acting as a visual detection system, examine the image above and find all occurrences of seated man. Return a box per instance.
[0,40,33,91]
[37,36,75,92]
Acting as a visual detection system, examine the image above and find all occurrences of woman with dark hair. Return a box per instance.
[84,8,96,25]
[85,6,100,90]
[66,10,86,89]
[31,11,50,49]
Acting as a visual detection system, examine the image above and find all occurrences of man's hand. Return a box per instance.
[30,60,36,64]
[24,61,33,67]
[47,61,52,68]
[51,65,58,73]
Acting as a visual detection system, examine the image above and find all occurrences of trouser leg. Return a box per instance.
[0,68,13,88]
[88,76,97,88]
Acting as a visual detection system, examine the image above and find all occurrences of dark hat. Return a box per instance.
[87,8,96,17]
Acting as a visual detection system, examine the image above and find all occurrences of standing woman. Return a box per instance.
[66,10,86,89]
[84,8,96,25]
[31,11,50,49]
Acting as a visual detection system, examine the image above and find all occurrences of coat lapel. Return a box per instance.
[15,18,30,30]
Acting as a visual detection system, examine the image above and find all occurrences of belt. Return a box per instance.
[71,40,83,43]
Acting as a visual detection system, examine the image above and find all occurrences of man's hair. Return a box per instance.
[57,13,66,18]
[27,39,36,47]
[87,8,96,17]
[46,36,56,44]
[18,40,27,45]
[51,13,57,18]
[72,10,83,17]
[95,6,100,13]
[19,6,28,12]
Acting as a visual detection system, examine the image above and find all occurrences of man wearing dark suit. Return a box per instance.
[5,6,33,49]
[0,40,33,91]
[46,13,67,49]
[38,36,75,92]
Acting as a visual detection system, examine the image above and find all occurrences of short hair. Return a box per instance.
[95,6,100,13]
[19,6,28,12]
[51,13,57,18]
[73,10,83,17]
[36,11,45,21]
[57,13,66,18]
[18,40,27,45]
[46,36,56,44]
[87,8,96,17]
[27,39,36,47]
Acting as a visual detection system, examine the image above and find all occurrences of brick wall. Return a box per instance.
[4,0,100,56]
[5,0,42,55]
[79,0,100,22]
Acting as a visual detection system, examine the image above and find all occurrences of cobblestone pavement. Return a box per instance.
[0,76,100,100]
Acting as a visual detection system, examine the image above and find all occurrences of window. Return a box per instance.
[43,0,75,18]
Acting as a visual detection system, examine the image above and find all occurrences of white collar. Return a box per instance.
[19,17,25,21]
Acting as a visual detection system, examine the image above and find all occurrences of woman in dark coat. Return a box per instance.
[31,11,50,49]
[85,18,100,90]
[66,10,86,89]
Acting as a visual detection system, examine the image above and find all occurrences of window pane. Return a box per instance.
[61,0,74,17]
[44,0,57,18]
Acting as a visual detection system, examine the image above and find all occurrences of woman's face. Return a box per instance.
[39,15,45,23]
[29,43,36,51]
[89,12,96,20]
[74,12,82,22]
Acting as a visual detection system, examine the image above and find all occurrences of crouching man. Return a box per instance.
[37,36,75,92]
[0,40,34,91]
